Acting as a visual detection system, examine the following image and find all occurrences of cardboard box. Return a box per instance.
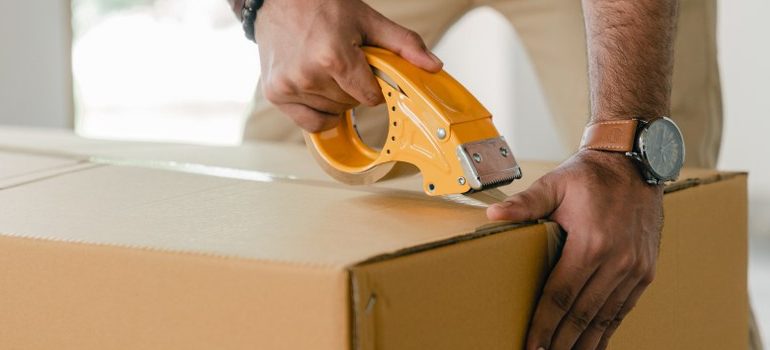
[0,128,748,349]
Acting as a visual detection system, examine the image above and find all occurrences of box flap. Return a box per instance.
[0,150,93,189]
[0,164,522,267]
[0,127,743,268]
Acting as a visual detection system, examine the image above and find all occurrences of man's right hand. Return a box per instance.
[253,0,443,132]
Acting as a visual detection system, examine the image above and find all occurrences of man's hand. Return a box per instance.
[253,0,442,132]
[488,150,663,350]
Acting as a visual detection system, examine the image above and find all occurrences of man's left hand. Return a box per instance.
[488,150,663,350]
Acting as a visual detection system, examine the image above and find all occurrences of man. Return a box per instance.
[227,1,730,349]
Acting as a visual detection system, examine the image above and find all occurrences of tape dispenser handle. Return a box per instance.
[305,46,497,195]
[304,47,411,185]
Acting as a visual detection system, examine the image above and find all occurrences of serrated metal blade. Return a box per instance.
[441,188,509,208]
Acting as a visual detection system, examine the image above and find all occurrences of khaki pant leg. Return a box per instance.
[484,0,590,152]
[242,0,473,144]
[486,0,722,167]
[671,0,722,168]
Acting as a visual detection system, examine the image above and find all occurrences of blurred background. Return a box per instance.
[1,0,768,341]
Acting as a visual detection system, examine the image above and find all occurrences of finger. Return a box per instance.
[487,177,559,222]
[525,238,598,350]
[293,72,360,107]
[362,12,443,72]
[572,275,640,350]
[549,260,634,350]
[276,103,342,133]
[329,48,385,107]
[263,77,355,116]
[262,68,359,109]
[596,280,652,350]
[295,93,356,115]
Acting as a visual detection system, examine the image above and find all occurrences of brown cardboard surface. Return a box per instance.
[0,234,350,350]
[0,164,521,266]
[0,128,749,349]
[611,174,749,349]
[351,223,557,350]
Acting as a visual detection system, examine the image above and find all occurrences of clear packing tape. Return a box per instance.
[89,156,511,207]
[90,156,566,263]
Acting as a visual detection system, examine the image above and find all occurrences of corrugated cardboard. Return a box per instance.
[0,127,748,349]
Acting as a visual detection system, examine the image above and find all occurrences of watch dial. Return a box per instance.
[643,118,685,180]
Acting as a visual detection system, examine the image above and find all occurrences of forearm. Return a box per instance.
[582,0,679,123]
[227,0,246,21]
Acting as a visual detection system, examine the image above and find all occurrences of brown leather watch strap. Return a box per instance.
[579,119,639,152]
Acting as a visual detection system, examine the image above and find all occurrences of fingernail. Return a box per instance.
[492,201,513,209]
[428,51,443,65]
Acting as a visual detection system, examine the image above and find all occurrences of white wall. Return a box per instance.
[0,1,73,128]
[717,0,770,236]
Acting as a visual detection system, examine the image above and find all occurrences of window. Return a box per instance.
[72,0,258,145]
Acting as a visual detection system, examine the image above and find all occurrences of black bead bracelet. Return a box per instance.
[241,0,264,42]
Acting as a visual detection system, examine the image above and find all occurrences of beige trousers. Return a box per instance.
[243,0,723,168]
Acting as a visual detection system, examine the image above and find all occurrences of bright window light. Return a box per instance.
[72,0,259,145]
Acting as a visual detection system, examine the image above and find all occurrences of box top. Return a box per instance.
[0,127,737,269]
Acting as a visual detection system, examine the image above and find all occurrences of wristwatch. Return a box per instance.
[580,117,685,185]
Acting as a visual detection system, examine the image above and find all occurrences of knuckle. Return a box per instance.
[343,75,381,106]
[361,88,383,106]
[567,309,592,331]
[591,314,614,331]
[518,191,536,206]
[545,288,575,313]
[263,77,293,103]
[593,302,625,331]
[613,302,636,326]
[587,238,611,261]
[633,257,653,279]
[609,299,626,316]
[612,313,626,326]
[514,192,539,220]
[616,253,637,274]
[295,116,330,133]
[639,270,656,286]
[402,29,425,47]
[317,51,346,74]
[294,75,315,92]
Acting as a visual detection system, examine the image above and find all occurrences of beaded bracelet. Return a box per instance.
[241,0,264,42]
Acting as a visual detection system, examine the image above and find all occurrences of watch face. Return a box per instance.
[640,117,685,181]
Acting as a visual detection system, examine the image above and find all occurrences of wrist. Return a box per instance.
[575,149,663,191]
[231,0,246,21]
[591,107,670,124]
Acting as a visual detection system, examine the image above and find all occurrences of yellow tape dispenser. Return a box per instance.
[305,47,522,201]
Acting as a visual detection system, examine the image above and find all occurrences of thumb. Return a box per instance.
[363,13,443,72]
[487,178,560,222]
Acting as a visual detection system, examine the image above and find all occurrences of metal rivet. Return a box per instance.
[436,128,447,140]
[458,177,466,185]
[472,153,482,163]
[500,147,509,157]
